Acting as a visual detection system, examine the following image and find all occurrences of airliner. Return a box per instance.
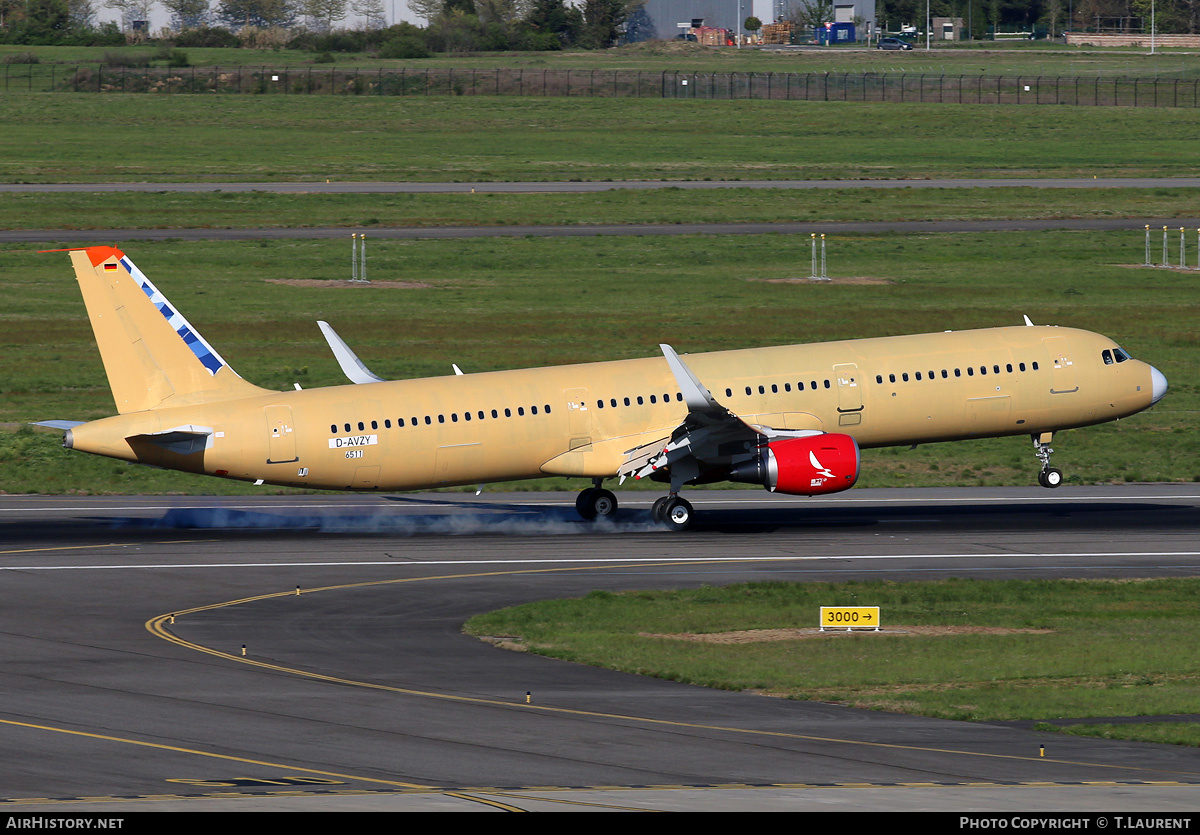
[39,246,1168,531]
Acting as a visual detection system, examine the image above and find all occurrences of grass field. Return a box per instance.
[1,76,1195,495]
[463,578,1200,745]
[4,96,1200,182]
[4,187,1200,231]
[6,40,1200,77]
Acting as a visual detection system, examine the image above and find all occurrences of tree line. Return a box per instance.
[0,0,650,51]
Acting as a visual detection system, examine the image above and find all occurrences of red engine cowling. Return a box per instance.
[729,434,860,496]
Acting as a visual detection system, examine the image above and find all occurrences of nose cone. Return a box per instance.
[1150,365,1168,404]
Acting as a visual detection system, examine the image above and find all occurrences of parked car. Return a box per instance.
[877,37,913,50]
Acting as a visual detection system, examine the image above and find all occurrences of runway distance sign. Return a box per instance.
[819,606,881,631]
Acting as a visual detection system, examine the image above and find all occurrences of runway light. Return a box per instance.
[296,585,301,596]
[526,691,532,704]
[1039,745,1045,757]
[242,644,247,657]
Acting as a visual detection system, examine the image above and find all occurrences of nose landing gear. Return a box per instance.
[1033,433,1063,488]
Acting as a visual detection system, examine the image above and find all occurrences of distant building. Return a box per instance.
[627,0,876,43]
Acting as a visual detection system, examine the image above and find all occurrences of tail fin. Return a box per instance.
[65,246,268,413]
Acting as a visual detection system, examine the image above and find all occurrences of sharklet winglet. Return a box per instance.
[317,321,387,384]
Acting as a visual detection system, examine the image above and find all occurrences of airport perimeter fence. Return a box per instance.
[6,63,1200,107]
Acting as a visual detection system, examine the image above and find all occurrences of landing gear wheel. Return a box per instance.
[1039,468,1063,489]
[576,487,618,520]
[650,496,670,523]
[662,497,694,532]
[591,488,617,519]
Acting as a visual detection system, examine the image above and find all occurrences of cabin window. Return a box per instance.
[358,422,365,431]
[637,396,644,405]
[371,420,378,430]
[544,404,551,413]
[623,397,630,407]
[610,399,617,408]
[399,418,406,427]
[726,388,733,397]
[504,408,512,417]
[464,412,471,421]
[785,383,792,392]
[1019,362,1026,371]
[915,372,922,381]
[344,423,351,432]
[967,367,974,376]
[518,407,525,416]
[745,386,752,396]
[1006,363,1013,373]
[330,424,337,433]
[771,384,778,393]
[492,409,499,418]
[993,365,1000,374]
[424,416,432,425]
[597,400,604,409]
[676,393,683,402]
[478,411,485,420]
[649,394,657,404]
[451,413,458,422]
[902,373,909,382]
[1032,361,1040,370]
[824,380,831,389]
[980,366,987,376]
[385,419,391,428]
[758,385,766,394]
[876,375,883,384]
[942,370,948,378]
[954,368,961,377]
[531,405,538,415]
[438,415,445,424]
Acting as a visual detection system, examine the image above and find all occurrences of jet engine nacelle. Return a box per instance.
[728,433,860,496]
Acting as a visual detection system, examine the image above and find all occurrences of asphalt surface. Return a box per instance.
[5,178,1200,193]
[2,486,1199,812]
[8,217,1200,245]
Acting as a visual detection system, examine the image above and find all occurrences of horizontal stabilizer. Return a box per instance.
[32,420,86,430]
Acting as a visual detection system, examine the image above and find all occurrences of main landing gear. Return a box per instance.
[1033,433,1063,488]
[651,495,694,531]
[576,481,618,521]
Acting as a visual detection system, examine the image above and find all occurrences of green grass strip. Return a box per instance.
[465,578,1200,745]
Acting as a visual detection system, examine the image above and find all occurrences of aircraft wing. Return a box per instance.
[617,345,768,487]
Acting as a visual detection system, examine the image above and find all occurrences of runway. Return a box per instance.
[2,487,1198,811]
[7,217,1199,245]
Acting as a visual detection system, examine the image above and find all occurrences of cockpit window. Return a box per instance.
[1102,349,1114,365]
[1114,347,1131,363]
